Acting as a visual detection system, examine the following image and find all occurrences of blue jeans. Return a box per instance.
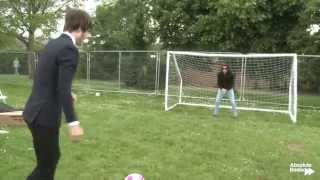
[214,88,238,116]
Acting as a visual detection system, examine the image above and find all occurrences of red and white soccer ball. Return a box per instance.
[124,173,144,180]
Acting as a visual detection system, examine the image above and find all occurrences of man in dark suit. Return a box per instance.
[23,9,92,180]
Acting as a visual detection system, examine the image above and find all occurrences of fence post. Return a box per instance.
[34,52,38,70]
[155,51,161,95]
[118,51,122,90]
[87,52,91,90]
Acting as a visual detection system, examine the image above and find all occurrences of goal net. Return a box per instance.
[165,51,298,123]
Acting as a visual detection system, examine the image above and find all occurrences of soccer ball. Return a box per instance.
[124,173,144,180]
[95,92,101,96]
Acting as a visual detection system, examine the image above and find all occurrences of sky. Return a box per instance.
[308,24,320,35]
[82,0,102,15]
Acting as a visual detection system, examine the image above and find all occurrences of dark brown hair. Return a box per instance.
[220,64,233,75]
[63,8,92,32]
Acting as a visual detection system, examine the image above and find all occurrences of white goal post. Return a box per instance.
[165,51,298,123]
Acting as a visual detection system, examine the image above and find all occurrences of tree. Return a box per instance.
[286,0,320,93]
[94,0,155,50]
[151,0,312,53]
[287,0,320,54]
[93,0,157,89]
[0,0,85,78]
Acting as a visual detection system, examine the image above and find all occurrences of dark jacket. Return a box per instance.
[23,34,78,127]
[217,71,235,90]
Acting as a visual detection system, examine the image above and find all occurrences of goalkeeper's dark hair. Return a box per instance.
[221,64,231,71]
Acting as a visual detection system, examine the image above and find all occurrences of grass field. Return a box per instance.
[0,76,320,180]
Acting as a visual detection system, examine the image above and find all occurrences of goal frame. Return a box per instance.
[165,51,298,123]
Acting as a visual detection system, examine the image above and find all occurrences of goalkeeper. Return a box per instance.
[213,64,238,117]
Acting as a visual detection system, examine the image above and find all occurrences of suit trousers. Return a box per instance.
[26,123,60,180]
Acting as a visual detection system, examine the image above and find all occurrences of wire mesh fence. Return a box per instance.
[297,55,320,111]
[0,51,35,87]
[73,50,162,95]
[0,51,319,111]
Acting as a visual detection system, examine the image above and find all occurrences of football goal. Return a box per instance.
[165,51,298,123]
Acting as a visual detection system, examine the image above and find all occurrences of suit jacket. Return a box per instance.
[23,34,78,127]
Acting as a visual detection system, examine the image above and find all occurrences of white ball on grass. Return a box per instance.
[124,173,144,180]
[95,92,101,96]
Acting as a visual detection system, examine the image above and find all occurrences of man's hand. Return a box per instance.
[69,125,84,142]
[71,92,77,103]
[221,88,227,94]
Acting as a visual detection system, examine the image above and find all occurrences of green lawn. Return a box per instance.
[0,76,320,180]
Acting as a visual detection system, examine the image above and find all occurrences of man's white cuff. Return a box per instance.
[68,121,80,127]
